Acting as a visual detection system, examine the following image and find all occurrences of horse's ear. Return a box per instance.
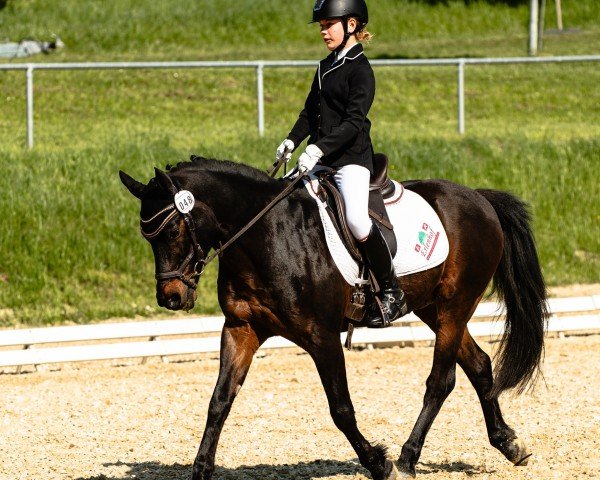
[119,170,145,199]
[154,168,178,195]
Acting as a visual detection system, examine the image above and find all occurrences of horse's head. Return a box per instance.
[119,167,218,311]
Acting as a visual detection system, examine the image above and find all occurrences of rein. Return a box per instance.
[202,171,305,266]
[141,171,306,289]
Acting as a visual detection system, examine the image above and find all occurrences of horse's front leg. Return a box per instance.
[306,333,400,480]
[192,320,264,480]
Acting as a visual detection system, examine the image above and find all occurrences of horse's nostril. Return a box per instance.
[166,293,181,310]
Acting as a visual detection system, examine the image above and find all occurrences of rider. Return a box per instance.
[275,0,408,327]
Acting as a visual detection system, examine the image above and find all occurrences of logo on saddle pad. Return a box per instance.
[415,223,440,261]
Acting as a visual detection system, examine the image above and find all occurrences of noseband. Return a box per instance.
[140,203,205,290]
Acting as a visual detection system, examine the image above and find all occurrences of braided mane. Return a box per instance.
[165,155,277,188]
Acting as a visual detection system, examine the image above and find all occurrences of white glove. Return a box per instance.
[275,139,295,163]
[298,144,324,173]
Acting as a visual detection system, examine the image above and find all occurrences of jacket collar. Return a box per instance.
[319,43,364,86]
[322,43,364,68]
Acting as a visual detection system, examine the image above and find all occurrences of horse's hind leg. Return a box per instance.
[306,333,401,480]
[397,303,470,478]
[457,330,531,466]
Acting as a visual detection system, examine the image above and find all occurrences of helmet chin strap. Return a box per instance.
[335,17,353,54]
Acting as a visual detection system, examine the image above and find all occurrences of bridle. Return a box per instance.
[139,171,307,291]
[140,203,205,290]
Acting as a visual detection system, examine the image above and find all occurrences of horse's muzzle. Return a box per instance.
[156,280,197,311]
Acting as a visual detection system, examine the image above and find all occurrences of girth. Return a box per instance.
[316,153,397,263]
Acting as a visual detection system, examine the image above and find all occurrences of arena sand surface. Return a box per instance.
[1,334,599,480]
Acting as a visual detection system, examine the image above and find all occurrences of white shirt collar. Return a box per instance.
[335,44,355,63]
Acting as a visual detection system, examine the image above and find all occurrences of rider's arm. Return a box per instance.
[287,71,319,149]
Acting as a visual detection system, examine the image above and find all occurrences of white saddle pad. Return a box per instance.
[304,176,450,285]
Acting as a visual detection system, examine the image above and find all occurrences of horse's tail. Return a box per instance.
[476,189,548,398]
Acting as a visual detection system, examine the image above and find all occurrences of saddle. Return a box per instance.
[315,153,397,263]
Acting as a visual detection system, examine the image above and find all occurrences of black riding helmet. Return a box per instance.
[312,0,369,25]
[311,0,369,53]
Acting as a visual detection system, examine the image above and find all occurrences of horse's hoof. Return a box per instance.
[386,460,415,479]
[503,437,531,466]
[512,438,531,466]
[395,463,416,479]
[385,461,401,479]
[191,462,214,480]
[396,471,416,479]
[396,470,416,479]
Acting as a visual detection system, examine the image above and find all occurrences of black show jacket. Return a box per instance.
[287,43,375,174]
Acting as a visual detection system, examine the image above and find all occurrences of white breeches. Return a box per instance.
[334,164,373,241]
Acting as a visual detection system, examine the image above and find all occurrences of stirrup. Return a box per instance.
[364,289,408,328]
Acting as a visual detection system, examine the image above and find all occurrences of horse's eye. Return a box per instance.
[168,227,180,240]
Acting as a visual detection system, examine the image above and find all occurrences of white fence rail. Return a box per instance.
[1,296,598,371]
[2,55,600,148]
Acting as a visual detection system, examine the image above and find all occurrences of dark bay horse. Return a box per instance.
[119,156,547,480]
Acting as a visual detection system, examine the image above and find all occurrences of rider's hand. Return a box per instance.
[298,144,323,173]
[275,139,295,163]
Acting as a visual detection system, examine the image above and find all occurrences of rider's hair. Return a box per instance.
[350,17,372,43]
[356,28,372,43]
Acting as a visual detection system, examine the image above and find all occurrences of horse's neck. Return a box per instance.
[197,172,282,231]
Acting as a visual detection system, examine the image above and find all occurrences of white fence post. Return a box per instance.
[256,62,265,137]
[457,60,465,135]
[26,65,34,149]
[555,0,563,30]
[529,0,539,56]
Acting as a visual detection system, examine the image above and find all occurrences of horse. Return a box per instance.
[119,155,547,480]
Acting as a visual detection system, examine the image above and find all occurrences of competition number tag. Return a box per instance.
[174,190,195,214]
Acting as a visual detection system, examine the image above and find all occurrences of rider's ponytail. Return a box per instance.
[356,28,372,43]
[350,17,372,43]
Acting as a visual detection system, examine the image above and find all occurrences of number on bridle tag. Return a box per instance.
[174,190,195,214]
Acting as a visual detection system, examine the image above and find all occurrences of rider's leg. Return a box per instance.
[360,223,408,327]
[334,165,407,328]
[333,164,372,242]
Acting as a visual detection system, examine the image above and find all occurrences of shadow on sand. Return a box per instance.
[418,460,495,476]
[74,458,366,480]
[74,458,494,479]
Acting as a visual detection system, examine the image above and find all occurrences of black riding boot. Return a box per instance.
[360,224,408,328]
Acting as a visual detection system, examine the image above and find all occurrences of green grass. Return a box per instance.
[1,136,597,327]
[0,0,599,326]
[1,0,599,59]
